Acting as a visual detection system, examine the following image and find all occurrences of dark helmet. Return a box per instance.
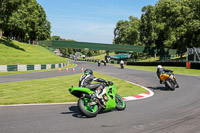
[84,69,93,75]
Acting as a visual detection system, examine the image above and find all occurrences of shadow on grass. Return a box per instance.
[0,39,25,51]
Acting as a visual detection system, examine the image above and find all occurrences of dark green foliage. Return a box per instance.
[114,16,140,45]
[114,0,200,55]
[0,0,51,41]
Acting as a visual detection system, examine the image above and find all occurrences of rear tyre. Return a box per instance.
[115,94,126,110]
[78,98,99,117]
[165,78,175,91]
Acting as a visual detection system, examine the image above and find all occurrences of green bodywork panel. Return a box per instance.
[69,87,94,98]
[69,85,118,111]
[104,85,116,111]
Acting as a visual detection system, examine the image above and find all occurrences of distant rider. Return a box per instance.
[104,60,106,66]
[120,60,124,69]
[98,60,101,66]
[79,69,107,98]
[120,60,124,65]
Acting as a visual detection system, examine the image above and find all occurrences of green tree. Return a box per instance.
[87,50,95,57]
[140,5,157,47]
[36,5,51,40]
[154,0,200,54]
[1,0,51,41]
[113,16,140,45]
[0,0,26,39]
[154,0,178,48]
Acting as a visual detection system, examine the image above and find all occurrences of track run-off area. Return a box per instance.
[0,60,200,133]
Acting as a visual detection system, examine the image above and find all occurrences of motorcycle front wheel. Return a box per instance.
[165,78,175,91]
[115,94,126,110]
[78,98,99,117]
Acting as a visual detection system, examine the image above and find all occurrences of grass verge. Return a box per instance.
[0,72,147,105]
[123,65,200,76]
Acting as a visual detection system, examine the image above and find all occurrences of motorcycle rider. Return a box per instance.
[156,65,179,88]
[120,60,124,69]
[98,60,101,66]
[104,60,106,66]
[79,69,107,98]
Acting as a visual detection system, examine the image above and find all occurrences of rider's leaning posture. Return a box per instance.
[156,65,179,88]
[79,69,107,98]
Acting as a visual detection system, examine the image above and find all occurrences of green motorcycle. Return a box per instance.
[68,81,126,117]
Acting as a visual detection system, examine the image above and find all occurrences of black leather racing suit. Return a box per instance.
[79,74,106,91]
[156,68,172,80]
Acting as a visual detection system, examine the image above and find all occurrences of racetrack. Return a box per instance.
[0,61,200,133]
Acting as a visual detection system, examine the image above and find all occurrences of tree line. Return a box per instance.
[114,0,200,54]
[0,0,51,42]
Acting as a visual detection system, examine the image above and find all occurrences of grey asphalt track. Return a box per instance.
[0,60,200,133]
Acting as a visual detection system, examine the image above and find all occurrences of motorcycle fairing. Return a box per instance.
[160,74,170,81]
[160,73,175,82]
[104,85,117,111]
[69,87,94,98]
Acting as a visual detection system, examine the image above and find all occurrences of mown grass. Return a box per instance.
[123,65,200,76]
[0,39,66,65]
[0,72,147,105]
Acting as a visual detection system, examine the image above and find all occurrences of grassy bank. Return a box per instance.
[0,72,147,105]
[0,39,66,65]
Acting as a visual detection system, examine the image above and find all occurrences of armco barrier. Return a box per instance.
[0,62,69,72]
[191,62,200,69]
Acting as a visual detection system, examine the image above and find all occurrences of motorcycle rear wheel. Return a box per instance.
[115,94,126,110]
[165,78,175,91]
[78,98,99,117]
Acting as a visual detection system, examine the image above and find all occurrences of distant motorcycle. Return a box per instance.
[98,60,101,66]
[160,71,179,91]
[104,60,106,66]
[120,60,124,69]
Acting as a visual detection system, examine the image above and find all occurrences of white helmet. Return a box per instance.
[157,65,162,69]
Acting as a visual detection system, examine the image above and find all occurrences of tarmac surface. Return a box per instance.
[0,60,200,133]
